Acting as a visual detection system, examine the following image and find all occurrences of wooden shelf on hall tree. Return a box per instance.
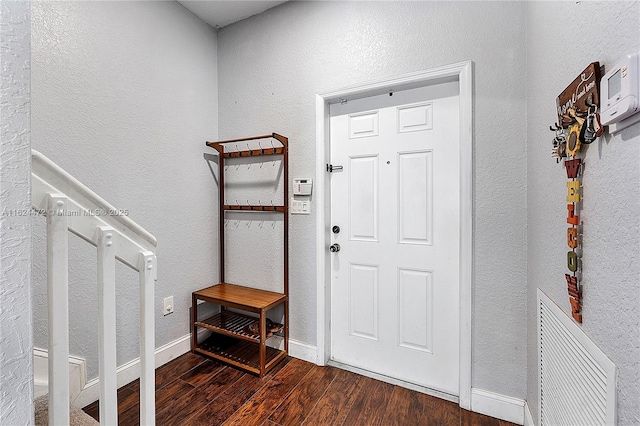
[192,283,287,375]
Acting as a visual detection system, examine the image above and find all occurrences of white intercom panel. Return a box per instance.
[600,52,640,133]
[293,178,313,196]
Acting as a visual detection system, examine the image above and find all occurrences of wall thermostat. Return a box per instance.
[293,178,313,196]
[600,52,640,133]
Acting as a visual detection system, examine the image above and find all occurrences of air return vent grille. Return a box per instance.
[538,290,617,426]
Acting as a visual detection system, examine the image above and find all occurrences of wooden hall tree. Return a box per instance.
[192,133,289,377]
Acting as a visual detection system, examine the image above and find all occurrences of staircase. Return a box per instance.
[31,150,157,425]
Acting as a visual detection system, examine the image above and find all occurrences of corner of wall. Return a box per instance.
[0,1,33,424]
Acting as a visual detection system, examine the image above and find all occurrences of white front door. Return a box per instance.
[329,82,460,396]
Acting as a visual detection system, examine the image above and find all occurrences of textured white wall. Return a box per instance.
[526,1,640,425]
[30,1,218,379]
[0,1,33,424]
[218,1,528,399]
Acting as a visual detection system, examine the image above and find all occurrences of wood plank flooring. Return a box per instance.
[83,353,518,426]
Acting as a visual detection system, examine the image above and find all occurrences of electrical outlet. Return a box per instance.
[163,296,174,316]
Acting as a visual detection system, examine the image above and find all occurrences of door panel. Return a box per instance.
[397,268,433,353]
[349,111,379,139]
[349,264,379,341]
[398,151,433,245]
[397,102,433,133]
[330,82,460,395]
[349,155,379,242]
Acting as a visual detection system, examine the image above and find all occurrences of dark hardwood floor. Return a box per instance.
[83,353,518,426]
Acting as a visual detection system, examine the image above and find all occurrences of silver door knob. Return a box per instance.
[330,243,341,253]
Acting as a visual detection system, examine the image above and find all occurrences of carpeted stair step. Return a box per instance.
[34,395,99,426]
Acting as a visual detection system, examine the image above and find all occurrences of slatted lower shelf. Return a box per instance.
[196,335,286,375]
[195,311,283,342]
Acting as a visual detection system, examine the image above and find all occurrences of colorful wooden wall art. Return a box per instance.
[550,62,604,324]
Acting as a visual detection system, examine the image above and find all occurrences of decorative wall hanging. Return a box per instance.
[550,62,603,324]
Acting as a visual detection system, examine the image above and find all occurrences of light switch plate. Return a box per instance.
[291,197,310,215]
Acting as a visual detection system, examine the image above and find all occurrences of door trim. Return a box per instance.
[315,60,474,410]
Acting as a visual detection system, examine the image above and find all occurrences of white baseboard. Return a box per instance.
[33,348,87,405]
[33,348,51,387]
[253,336,317,365]
[289,339,317,363]
[74,333,192,408]
[470,388,525,425]
[524,401,535,426]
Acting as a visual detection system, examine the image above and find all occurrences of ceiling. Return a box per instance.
[178,1,288,29]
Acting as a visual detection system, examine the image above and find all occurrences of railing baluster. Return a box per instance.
[138,251,156,426]
[47,194,70,426]
[97,227,118,424]
[34,152,159,423]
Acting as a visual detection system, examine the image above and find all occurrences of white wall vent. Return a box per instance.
[537,289,617,426]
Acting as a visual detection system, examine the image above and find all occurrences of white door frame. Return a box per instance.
[314,60,474,410]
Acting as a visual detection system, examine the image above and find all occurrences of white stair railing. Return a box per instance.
[31,150,157,426]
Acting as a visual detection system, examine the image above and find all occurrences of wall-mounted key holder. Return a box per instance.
[549,63,604,165]
[547,62,604,324]
[557,62,602,130]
